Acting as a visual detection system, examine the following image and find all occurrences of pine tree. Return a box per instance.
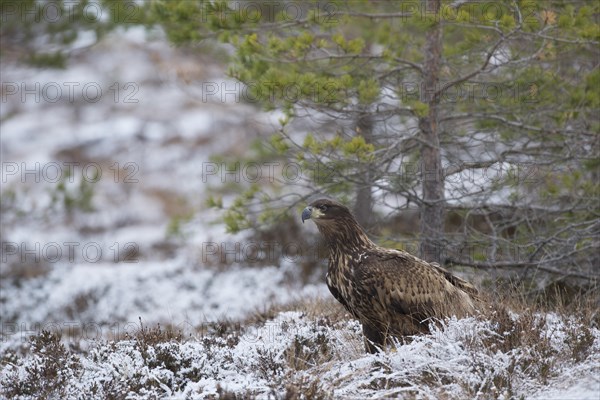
[151,0,598,279]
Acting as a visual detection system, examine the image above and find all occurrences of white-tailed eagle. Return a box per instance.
[302,198,479,353]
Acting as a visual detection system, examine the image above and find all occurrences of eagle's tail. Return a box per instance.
[431,262,481,301]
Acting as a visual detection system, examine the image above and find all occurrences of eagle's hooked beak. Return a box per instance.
[301,207,312,223]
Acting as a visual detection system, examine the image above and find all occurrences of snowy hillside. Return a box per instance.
[1,28,599,399]
[1,25,313,326]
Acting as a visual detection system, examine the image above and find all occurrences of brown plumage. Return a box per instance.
[302,198,479,353]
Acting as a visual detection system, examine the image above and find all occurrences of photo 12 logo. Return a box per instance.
[398,81,540,104]
[201,161,337,184]
[1,241,139,264]
[1,82,139,104]
[0,320,189,343]
[196,1,339,24]
[2,162,139,184]
[0,0,142,24]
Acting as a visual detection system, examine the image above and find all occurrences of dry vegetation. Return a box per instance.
[1,285,598,399]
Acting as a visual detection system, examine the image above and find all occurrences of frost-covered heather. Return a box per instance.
[1,311,598,399]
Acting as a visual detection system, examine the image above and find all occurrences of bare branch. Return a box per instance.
[446,258,599,281]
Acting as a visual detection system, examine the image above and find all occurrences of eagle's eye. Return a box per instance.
[319,204,328,212]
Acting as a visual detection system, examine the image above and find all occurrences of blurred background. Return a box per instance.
[0,1,329,334]
[1,0,598,338]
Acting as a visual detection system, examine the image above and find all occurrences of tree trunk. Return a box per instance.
[418,0,445,263]
[354,112,374,230]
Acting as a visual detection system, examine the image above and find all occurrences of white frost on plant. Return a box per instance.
[2,312,598,399]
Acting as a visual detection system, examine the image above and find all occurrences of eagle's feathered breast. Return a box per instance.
[303,198,479,353]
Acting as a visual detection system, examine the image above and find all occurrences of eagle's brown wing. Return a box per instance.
[352,249,476,333]
[326,274,354,314]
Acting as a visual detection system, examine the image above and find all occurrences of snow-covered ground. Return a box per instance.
[1,28,599,399]
[1,312,598,399]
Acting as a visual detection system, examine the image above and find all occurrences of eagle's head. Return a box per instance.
[302,198,374,250]
[301,198,354,225]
